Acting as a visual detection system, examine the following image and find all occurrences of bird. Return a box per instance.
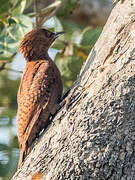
[17,28,64,168]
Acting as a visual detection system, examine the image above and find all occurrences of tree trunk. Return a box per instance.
[12,0,135,179]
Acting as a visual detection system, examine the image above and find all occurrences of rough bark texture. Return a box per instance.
[12,0,135,179]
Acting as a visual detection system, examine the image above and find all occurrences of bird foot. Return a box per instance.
[60,85,83,110]
[48,104,60,115]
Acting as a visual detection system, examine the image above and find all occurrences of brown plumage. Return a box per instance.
[17,28,63,168]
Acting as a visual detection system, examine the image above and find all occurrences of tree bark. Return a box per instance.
[12,0,135,179]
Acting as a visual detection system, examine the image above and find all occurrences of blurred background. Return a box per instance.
[0,0,114,179]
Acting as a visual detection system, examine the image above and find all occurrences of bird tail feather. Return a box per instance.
[18,143,30,168]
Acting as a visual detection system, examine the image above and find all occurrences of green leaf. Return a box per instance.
[52,40,65,50]
[0,15,9,26]
[55,53,83,90]
[0,29,19,58]
[11,14,33,35]
[0,14,33,60]
[60,19,85,32]
[0,0,10,14]
[67,55,83,79]
[53,16,63,32]
[57,0,79,17]
[11,0,27,15]
[80,27,102,46]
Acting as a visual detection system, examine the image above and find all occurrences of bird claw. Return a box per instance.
[48,104,60,115]
[60,85,83,110]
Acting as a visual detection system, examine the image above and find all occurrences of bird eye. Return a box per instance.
[45,31,52,38]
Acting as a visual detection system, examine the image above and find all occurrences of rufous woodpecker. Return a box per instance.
[17,28,63,168]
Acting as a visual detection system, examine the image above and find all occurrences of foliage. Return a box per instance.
[0,0,102,179]
[0,71,19,179]
[51,17,102,89]
[0,0,102,90]
[0,0,33,61]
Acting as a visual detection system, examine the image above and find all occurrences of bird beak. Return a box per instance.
[54,31,64,39]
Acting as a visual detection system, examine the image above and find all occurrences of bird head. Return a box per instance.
[19,28,64,61]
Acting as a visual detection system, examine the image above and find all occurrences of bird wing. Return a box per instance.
[17,60,56,146]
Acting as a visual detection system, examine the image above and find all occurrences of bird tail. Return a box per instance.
[18,143,30,168]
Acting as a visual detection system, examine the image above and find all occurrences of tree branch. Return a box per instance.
[30,1,62,27]
[34,0,38,28]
